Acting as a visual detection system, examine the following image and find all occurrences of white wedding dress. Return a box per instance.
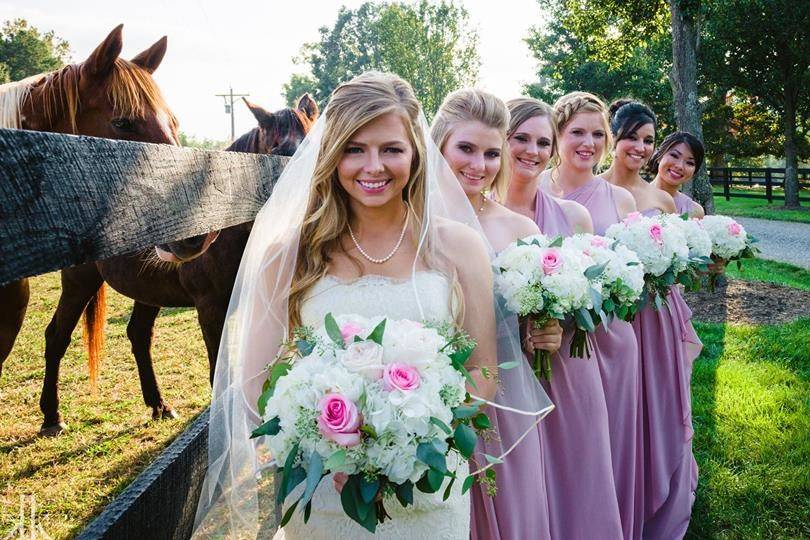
[273,271,470,540]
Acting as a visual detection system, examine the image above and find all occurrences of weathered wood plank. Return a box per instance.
[0,128,288,285]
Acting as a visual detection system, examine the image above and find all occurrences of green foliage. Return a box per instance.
[283,73,319,107]
[178,132,228,150]
[0,19,70,81]
[284,1,479,116]
[523,0,799,163]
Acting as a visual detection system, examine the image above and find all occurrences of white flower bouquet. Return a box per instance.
[252,313,492,533]
[659,213,713,292]
[606,212,691,309]
[562,233,645,322]
[493,233,604,381]
[700,215,758,289]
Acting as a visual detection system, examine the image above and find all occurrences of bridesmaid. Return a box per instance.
[504,97,624,540]
[606,100,703,539]
[431,89,563,540]
[600,99,677,217]
[540,92,643,540]
[649,131,706,218]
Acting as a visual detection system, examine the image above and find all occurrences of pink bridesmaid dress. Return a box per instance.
[562,177,644,540]
[633,203,702,539]
[535,188,623,540]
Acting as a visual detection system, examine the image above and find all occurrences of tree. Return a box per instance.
[525,0,722,210]
[283,1,480,117]
[0,19,70,81]
[704,0,810,208]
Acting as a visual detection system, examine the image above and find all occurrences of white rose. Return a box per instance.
[341,340,384,380]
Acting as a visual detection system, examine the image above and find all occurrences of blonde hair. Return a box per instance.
[288,71,429,327]
[551,91,612,169]
[431,88,511,201]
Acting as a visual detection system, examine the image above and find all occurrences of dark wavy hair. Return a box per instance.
[646,131,705,177]
[608,98,657,143]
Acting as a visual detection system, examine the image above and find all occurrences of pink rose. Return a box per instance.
[590,236,608,248]
[728,222,742,236]
[383,363,421,392]
[541,248,563,275]
[340,322,364,345]
[649,223,664,245]
[317,393,362,447]
[624,211,642,226]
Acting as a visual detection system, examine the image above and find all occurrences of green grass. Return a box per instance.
[713,190,810,223]
[0,273,210,539]
[687,318,810,539]
[725,258,810,292]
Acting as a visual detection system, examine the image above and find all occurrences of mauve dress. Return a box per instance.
[634,204,702,540]
[471,309,552,540]
[534,188,623,540]
[562,178,644,540]
[673,191,700,216]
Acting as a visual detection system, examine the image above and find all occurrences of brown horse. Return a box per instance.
[0,24,180,433]
[37,95,317,435]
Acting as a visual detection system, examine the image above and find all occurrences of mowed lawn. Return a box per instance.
[1,261,809,538]
[0,272,210,538]
[713,188,810,223]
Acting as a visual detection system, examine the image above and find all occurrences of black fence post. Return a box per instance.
[765,169,773,203]
[724,169,731,201]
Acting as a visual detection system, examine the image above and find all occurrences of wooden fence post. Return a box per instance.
[765,169,773,203]
[724,168,731,201]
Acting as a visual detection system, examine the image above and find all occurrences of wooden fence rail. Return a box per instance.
[0,127,288,537]
[0,128,287,285]
[707,167,810,203]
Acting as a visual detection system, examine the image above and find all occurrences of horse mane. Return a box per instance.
[0,74,46,128]
[227,128,260,152]
[0,58,178,133]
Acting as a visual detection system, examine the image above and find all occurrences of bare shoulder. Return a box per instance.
[691,201,705,218]
[609,183,637,217]
[558,198,594,234]
[434,217,489,258]
[654,187,678,213]
[491,202,540,237]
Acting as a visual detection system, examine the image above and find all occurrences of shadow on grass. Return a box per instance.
[107,306,196,326]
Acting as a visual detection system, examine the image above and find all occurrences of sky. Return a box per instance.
[1,0,548,141]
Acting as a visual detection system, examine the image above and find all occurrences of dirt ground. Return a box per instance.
[684,278,810,324]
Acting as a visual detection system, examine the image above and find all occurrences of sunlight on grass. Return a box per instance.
[725,258,810,292]
[0,272,210,539]
[688,320,810,539]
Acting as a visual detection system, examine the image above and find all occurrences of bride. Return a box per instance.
[192,72,501,539]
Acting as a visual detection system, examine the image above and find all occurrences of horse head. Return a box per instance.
[9,24,179,146]
[155,95,319,263]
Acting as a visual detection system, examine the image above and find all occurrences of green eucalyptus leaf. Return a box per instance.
[324,313,345,348]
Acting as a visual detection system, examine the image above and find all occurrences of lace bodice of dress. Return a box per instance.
[300,270,454,326]
[276,271,469,540]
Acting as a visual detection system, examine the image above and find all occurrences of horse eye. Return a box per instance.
[111,118,136,132]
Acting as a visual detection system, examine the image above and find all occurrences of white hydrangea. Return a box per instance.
[562,234,645,306]
[605,212,689,277]
[661,214,712,259]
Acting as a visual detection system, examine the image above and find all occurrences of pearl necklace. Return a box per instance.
[477,194,488,214]
[348,210,410,265]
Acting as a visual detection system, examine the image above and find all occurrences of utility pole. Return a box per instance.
[215,87,249,141]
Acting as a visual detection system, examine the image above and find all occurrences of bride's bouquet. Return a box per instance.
[252,313,492,533]
[605,212,691,309]
[562,234,645,322]
[493,234,604,381]
[699,214,758,289]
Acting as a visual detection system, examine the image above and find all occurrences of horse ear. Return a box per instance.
[296,93,319,121]
[80,24,124,82]
[131,36,168,74]
[243,98,275,128]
